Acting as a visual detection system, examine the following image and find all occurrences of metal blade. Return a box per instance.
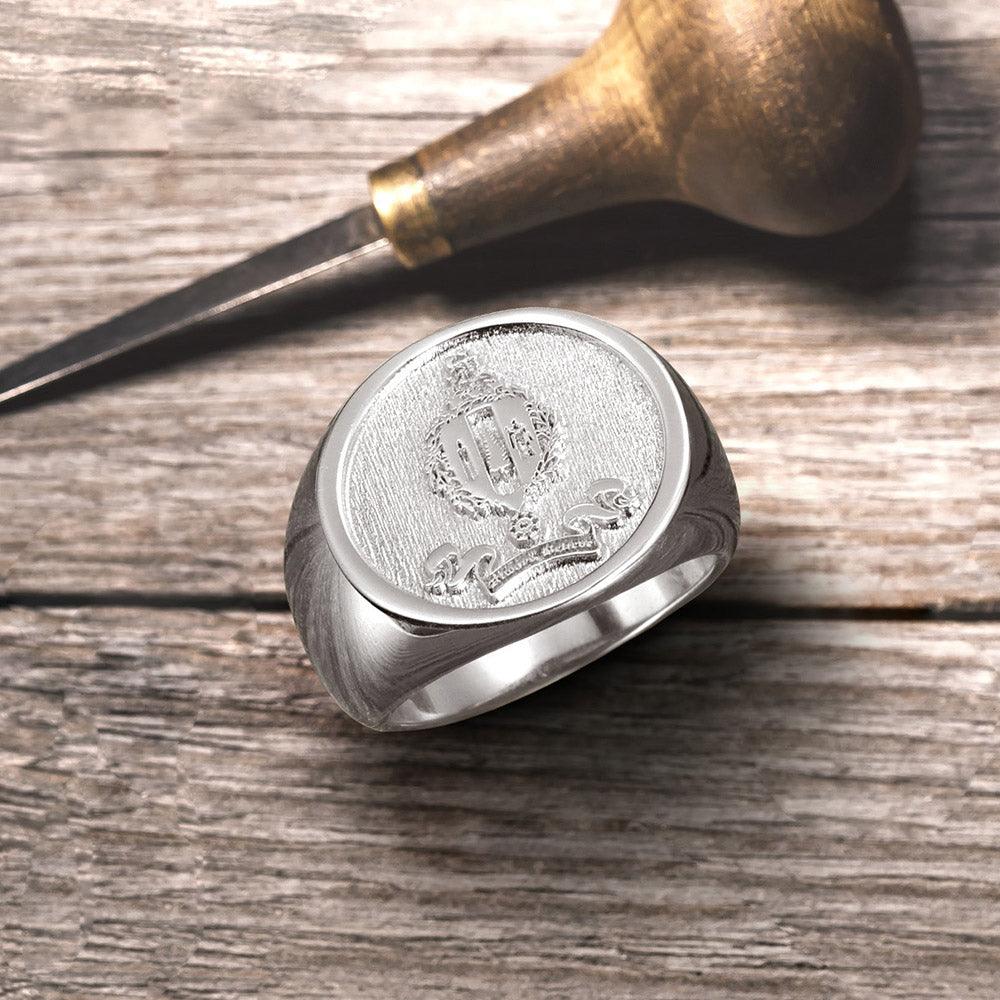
[0,203,399,408]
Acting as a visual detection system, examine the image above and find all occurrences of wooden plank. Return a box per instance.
[363,0,1000,47]
[1,606,998,997]
[1,0,998,609]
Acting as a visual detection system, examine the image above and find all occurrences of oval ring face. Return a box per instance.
[316,309,690,626]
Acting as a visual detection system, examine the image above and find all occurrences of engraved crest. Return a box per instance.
[424,351,559,541]
[421,350,643,604]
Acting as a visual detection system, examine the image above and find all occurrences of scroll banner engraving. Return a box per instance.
[423,478,640,603]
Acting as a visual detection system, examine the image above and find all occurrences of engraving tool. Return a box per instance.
[0,0,921,408]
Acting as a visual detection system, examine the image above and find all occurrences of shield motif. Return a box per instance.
[439,396,542,510]
[425,351,559,521]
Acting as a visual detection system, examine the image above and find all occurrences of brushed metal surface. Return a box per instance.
[335,322,666,610]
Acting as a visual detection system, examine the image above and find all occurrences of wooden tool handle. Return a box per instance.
[369,0,921,268]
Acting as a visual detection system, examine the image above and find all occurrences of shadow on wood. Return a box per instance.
[272,611,904,909]
[0,184,918,415]
[424,183,920,301]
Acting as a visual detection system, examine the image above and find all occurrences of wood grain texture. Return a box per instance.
[0,2,998,996]
[2,606,999,998]
[0,0,997,609]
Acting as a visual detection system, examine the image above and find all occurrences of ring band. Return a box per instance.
[285,308,739,730]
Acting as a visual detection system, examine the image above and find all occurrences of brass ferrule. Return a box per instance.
[368,158,453,269]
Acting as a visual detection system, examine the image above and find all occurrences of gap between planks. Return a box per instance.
[1,591,997,623]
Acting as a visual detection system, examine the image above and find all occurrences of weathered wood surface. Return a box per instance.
[1,0,998,609]
[2,607,999,998]
[1,1,999,997]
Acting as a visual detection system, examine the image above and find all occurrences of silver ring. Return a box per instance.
[285,308,739,730]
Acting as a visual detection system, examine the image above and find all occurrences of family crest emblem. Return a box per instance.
[421,351,642,603]
[425,350,560,536]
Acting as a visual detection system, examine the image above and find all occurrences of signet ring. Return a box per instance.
[285,308,739,730]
